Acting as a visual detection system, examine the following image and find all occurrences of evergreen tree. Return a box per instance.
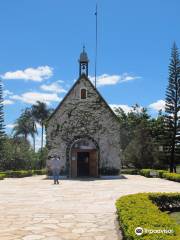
[0,78,5,164]
[0,78,5,140]
[165,43,180,172]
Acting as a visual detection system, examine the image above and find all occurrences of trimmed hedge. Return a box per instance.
[140,169,180,183]
[161,172,180,183]
[140,169,152,177]
[0,169,46,178]
[116,193,180,240]
[156,170,168,178]
[5,170,33,178]
[0,173,6,180]
[32,169,47,175]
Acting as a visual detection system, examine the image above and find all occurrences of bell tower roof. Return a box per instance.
[78,46,89,77]
[79,46,89,63]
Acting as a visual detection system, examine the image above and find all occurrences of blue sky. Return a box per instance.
[1,0,180,137]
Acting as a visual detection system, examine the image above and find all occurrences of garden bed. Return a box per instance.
[0,169,46,178]
[0,173,6,180]
[140,169,180,182]
[116,193,180,240]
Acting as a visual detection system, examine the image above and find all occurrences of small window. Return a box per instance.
[81,88,87,99]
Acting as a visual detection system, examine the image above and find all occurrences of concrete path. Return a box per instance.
[0,175,179,240]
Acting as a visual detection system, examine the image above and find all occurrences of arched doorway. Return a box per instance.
[69,137,99,177]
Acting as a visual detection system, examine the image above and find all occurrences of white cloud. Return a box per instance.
[110,104,132,114]
[1,66,53,82]
[10,91,61,105]
[3,99,14,105]
[90,73,140,87]
[110,104,143,114]
[6,123,16,129]
[56,80,64,83]
[4,89,13,97]
[149,100,165,112]
[40,81,67,94]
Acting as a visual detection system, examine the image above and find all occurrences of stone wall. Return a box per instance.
[47,76,121,174]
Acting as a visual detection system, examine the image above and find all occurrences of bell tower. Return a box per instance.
[79,46,89,77]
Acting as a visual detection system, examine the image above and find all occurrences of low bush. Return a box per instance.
[100,167,120,175]
[161,172,180,183]
[0,169,47,178]
[156,170,168,178]
[121,169,139,175]
[116,193,180,240]
[5,170,33,178]
[32,169,47,175]
[0,173,6,180]
[139,169,152,177]
[140,169,180,183]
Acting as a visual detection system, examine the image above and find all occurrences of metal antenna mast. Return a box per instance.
[94,4,98,88]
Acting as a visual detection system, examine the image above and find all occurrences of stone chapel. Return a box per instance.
[47,48,121,177]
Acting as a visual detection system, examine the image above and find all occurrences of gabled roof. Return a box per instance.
[48,73,119,122]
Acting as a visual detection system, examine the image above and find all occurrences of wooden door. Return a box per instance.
[77,152,89,177]
[89,150,98,177]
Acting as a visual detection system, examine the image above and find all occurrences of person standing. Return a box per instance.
[50,155,61,184]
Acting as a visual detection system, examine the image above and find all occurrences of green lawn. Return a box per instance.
[169,212,180,225]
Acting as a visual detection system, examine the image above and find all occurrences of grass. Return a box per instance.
[169,212,180,225]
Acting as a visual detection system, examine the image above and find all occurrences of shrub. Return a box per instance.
[32,169,47,175]
[5,170,33,178]
[116,193,180,240]
[0,173,6,180]
[139,169,180,183]
[139,169,152,177]
[156,170,168,178]
[0,169,47,178]
[121,169,139,175]
[100,167,120,175]
[161,172,180,183]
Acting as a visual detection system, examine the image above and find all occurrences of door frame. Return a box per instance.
[70,149,98,178]
[67,136,100,178]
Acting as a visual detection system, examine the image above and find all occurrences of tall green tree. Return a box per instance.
[124,120,154,169]
[0,78,5,163]
[115,105,153,168]
[31,101,52,151]
[165,43,180,172]
[23,108,37,151]
[0,136,36,171]
[13,109,37,150]
[0,78,5,140]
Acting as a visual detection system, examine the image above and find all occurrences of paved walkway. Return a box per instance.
[0,175,180,240]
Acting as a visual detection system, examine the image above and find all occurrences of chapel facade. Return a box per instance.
[46,48,121,177]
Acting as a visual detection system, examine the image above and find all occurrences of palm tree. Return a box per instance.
[24,108,37,151]
[13,108,37,151]
[31,101,52,152]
